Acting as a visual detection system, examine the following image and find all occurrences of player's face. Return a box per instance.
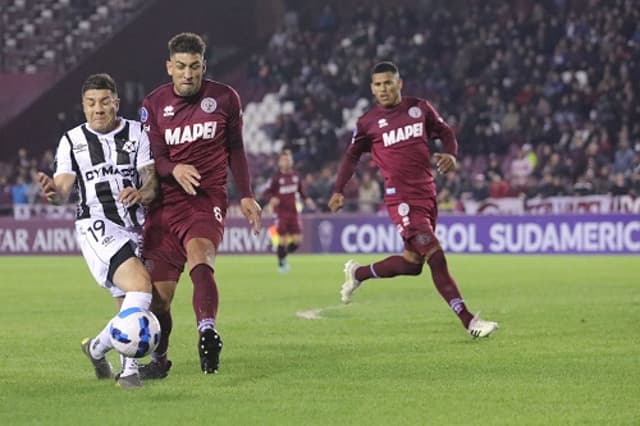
[167,53,205,97]
[371,72,403,107]
[82,89,120,133]
[279,153,293,172]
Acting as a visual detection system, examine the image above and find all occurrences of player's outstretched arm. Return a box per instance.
[240,197,262,235]
[328,193,344,212]
[38,172,75,205]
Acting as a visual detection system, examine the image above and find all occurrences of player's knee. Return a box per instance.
[150,281,176,313]
[407,232,441,259]
[406,261,423,275]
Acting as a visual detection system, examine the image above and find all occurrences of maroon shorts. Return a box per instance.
[276,215,301,236]
[386,198,440,257]
[143,193,226,282]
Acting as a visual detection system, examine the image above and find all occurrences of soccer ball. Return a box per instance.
[109,308,161,358]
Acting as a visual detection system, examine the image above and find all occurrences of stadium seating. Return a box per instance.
[1,0,639,212]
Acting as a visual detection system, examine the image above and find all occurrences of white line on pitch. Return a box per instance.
[295,304,350,320]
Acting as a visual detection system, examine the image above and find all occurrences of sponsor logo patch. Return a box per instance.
[163,105,174,118]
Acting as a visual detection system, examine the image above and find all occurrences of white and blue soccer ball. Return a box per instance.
[109,308,161,358]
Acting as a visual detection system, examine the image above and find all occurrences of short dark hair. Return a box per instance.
[280,148,293,156]
[81,73,117,97]
[371,61,400,77]
[168,32,206,57]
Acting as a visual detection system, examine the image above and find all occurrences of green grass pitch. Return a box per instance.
[1,254,638,425]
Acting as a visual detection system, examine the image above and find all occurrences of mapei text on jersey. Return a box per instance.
[164,121,217,145]
[382,122,424,147]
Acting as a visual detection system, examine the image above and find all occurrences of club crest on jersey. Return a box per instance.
[378,119,388,128]
[163,105,175,118]
[120,140,137,153]
[397,202,410,217]
[201,97,217,113]
[139,107,148,123]
[408,106,422,118]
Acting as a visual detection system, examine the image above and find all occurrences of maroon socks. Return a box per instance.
[190,264,218,333]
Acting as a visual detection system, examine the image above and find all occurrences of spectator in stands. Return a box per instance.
[10,175,30,204]
[572,173,595,196]
[609,173,630,196]
[536,172,561,198]
[613,139,635,175]
[509,145,534,195]
[357,171,381,213]
[0,176,12,214]
[487,171,512,198]
[4,0,640,210]
[469,173,490,201]
[436,187,457,213]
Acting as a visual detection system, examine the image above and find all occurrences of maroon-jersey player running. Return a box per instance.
[266,149,315,272]
[329,62,498,338]
[139,33,262,377]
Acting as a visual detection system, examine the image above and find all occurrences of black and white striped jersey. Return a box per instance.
[54,118,154,227]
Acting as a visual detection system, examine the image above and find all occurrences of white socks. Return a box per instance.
[120,291,152,312]
[89,291,152,361]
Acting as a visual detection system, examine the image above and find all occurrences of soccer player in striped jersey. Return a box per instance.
[37,73,159,388]
[139,32,261,378]
[329,62,498,339]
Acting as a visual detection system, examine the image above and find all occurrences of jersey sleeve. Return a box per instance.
[265,175,278,200]
[297,175,308,199]
[226,87,253,198]
[53,134,74,177]
[142,98,175,177]
[135,122,155,170]
[333,120,371,193]
[422,100,458,157]
[226,87,244,149]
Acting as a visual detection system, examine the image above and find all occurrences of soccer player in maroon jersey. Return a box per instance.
[139,33,262,377]
[265,149,315,272]
[329,62,498,338]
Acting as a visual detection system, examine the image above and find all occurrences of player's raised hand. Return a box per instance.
[172,164,201,195]
[433,153,457,174]
[240,197,262,235]
[328,193,344,212]
[37,172,58,203]
[117,187,142,207]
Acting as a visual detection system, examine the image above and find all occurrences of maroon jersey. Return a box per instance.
[141,79,252,205]
[267,171,305,218]
[335,97,457,202]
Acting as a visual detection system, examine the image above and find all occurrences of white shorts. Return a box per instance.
[75,218,143,298]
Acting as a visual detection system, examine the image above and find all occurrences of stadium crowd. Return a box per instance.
[1,0,639,213]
